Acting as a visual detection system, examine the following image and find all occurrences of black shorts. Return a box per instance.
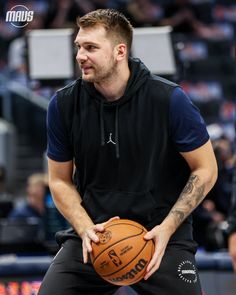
[38,238,202,295]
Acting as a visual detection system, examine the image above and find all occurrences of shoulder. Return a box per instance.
[170,87,192,106]
[56,78,82,111]
[146,75,179,100]
[55,78,82,127]
[169,87,203,121]
[169,87,209,152]
[149,75,178,88]
[57,78,82,96]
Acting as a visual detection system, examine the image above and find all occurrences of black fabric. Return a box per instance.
[56,57,192,241]
[38,238,202,295]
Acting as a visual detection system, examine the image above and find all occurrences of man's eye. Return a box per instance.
[87,45,96,50]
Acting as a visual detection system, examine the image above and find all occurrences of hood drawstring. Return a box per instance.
[100,101,120,159]
[115,106,120,158]
[100,100,105,146]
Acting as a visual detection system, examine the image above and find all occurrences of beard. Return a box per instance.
[81,58,118,83]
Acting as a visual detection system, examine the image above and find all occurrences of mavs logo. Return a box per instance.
[5,5,34,28]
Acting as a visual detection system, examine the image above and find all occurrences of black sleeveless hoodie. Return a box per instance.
[56,58,192,241]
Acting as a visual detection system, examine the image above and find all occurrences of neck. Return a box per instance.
[94,62,130,101]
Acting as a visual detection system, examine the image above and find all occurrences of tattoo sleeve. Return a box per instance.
[168,174,205,229]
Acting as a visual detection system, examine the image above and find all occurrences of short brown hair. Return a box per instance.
[27,173,48,186]
[77,9,133,53]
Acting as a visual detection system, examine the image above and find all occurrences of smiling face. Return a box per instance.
[75,25,120,83]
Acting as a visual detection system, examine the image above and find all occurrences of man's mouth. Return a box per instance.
[81,65,93,74]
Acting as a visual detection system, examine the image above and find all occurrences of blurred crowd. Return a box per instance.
[0,0,236,254]
[0,0,236,82]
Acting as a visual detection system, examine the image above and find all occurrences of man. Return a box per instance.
[39,8,217,295]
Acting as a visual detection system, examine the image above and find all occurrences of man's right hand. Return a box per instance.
[81,216,120,263]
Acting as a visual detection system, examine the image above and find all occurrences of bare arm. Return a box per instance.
[144,139,218,279]
[48,158,108,262]
[162,139,218,234]
[48,158,94,236]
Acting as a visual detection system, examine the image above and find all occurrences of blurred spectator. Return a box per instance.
[208,136,236,216]
[160,0,210,35]
[45,0,91,29]
[193,197,227,250]
[193,135,236,250]
[8,173,48,220]
[160,0,234,40]
[213,4,236,23]
[124,0,163,27]
[45,0,126,29]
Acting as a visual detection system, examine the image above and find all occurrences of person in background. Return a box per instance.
[124,0,163,27]
[193,135,235,250]
[8,173,48,219]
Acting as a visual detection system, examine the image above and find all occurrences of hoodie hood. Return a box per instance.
[82,57,150,159]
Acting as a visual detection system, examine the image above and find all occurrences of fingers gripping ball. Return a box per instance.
[90,219,154,286]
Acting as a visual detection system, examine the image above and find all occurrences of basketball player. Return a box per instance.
[38,9,217,295]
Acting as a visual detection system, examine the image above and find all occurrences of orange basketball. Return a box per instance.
[90,219,154,286]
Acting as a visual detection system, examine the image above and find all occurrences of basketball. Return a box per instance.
[90,219,154,286]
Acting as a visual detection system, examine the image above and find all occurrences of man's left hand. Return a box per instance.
[143,224,172,280]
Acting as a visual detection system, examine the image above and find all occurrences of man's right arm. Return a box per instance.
[48,158,100,262]
[48,158,93,236]
[46,94,118,261]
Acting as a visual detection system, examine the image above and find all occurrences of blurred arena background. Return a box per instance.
[0,0,236,294]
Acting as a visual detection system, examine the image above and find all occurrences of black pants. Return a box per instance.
[38,239,202,295]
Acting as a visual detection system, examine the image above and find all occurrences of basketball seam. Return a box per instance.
[106,220,144,230]
[105,222,145,233]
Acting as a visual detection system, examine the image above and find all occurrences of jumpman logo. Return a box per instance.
[107,133,116,145]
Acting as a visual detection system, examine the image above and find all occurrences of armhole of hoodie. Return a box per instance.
[56,80,80,146]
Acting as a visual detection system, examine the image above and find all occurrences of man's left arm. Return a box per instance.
[144,139,218,279]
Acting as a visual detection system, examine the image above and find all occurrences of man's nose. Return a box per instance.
[76,48,88,63]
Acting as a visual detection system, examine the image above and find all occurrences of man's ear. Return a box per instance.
[116,43,127,61]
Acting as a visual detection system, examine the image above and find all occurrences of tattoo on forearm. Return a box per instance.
[169,174,205,228]
[182,174,198,194]
[171,210,185,224]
